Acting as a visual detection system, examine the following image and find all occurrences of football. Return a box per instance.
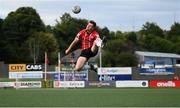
[72,5,81,14]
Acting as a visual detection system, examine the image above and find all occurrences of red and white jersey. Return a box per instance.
[76,29,99,50]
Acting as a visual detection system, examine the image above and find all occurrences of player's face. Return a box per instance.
[86,23,94,33]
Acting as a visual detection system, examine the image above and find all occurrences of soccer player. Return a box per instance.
[65,20,102,71]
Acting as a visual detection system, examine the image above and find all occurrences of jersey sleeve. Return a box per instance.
[76,29,84,40]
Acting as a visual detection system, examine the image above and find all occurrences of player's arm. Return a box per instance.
[65,37,79,54]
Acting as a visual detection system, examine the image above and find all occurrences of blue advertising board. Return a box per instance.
[98,75,132,81]
[140,68,175,75]
[97,67,132,81]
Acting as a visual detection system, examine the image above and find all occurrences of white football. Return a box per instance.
[72,5,81,14]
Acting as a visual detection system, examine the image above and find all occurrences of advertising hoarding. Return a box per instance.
[149,80,180,88]
[54,71,88,81]
[85,81,115,88]
[98,67,132,75]
[9,72,43,79]
[140,68,175,75]
[97,67,132,81]
[0,82,14,88]
[9,64,26,72]
[116,80,148,87]
[15,81,41,88]
[54,81,85,88]
[9,64,43,79]
[9,64,42,72]
[98,75,132,81]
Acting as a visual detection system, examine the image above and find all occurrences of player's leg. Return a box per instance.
[91,38,102,53]
[91,43,98,54]
[92,36,107,53]
[74,56,87,71]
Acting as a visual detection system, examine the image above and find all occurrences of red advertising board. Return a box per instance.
[150,80,180,88]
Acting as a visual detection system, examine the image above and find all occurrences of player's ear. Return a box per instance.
[92,25,95,29]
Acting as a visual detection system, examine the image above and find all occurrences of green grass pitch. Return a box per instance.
[0,88,180,107]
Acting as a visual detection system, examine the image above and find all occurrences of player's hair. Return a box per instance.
[89,20,96,27]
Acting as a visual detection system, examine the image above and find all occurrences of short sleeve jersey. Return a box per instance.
[76,29,99,50]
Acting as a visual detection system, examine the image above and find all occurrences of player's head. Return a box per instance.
[86,20,96,33]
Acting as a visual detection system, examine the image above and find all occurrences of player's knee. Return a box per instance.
[74,67,82,71]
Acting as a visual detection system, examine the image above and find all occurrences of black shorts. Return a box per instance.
[80,48,98,60]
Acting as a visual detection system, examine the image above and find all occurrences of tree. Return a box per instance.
[142,35,174,53]
[0,18,3,30]
[45,25,53,33]
[168,22,180,41]
[141,22,164,38]
[24,32,59,64]
[115,52,138,67]
[2,7,45,41]
[173,42,180,54]
[1,7,46,63]
[126,32,137,44]
[53,13,88,54]
[0,18,5,61]
[102,38,137,67]
[102,51,138,67]
[0,18,3,41]
[102,50,116,67]
[99,27,110,45]
[106,30,125,42]
[101,27,110,36]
